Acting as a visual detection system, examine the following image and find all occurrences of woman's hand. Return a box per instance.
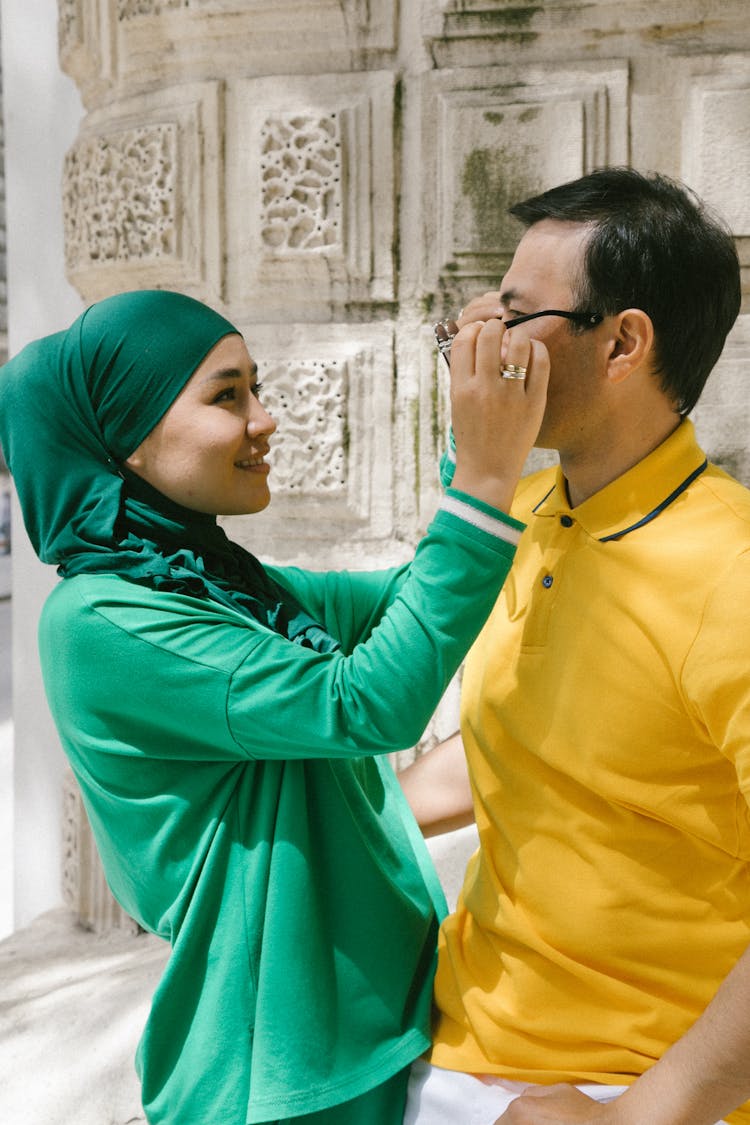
[448,316,549,513]
[456,291,506,330]
[494,1085,622,1124]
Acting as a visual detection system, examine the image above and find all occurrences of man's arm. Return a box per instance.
[495,941,750,1125]
[398,731,476,837]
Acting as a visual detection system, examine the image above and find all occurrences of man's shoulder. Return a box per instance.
[699,460,750,532]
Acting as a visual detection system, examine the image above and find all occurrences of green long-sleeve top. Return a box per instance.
[38,493,523,1124]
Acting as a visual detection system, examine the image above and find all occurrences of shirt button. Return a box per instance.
[542,574,554,589]
[560,515,573,528]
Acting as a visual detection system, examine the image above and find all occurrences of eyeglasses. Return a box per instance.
[434,308,602,368]
[502,309,603,330]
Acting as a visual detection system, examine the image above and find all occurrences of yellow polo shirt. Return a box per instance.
[430,420,750,1125]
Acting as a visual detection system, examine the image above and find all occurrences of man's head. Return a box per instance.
[508,167,741,417]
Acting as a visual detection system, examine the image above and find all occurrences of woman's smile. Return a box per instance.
[234,454,270,472]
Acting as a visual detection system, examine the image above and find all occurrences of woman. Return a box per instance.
[0,290,547,1125]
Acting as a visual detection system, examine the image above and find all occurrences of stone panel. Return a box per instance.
[681,59,750,291]
[226,72,395,320]
[693,313,750,487]
[420,62,628,309]
[222,323,395,565]
[62,82,221,302]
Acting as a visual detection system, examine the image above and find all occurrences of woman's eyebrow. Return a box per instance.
[201,363,258,384]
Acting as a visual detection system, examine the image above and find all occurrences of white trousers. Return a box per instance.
[403,1059,730,1125]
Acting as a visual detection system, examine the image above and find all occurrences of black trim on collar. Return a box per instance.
[530,460,709,542]
[598,460,708,543]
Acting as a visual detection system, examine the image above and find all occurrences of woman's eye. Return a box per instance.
[251,381,264,400]
[213,386,236,404]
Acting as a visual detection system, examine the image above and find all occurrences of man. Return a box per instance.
[400,167,750,1125]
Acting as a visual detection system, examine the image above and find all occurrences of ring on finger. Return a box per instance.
[501,363,528,380]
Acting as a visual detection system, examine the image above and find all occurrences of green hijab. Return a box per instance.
[0,289,338,649]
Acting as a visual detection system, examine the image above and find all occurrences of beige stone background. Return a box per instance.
[1,1,749,1122]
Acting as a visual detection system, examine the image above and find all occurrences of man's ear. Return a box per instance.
[606,308,654,386]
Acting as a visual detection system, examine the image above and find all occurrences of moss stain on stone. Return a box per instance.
[461,148,512,249]
[430,368,442,455]
[481,6,543,29]
[518,106,542,124]
[410,397,421,500]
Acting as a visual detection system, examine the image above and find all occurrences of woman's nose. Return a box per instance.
[247,400,276,437]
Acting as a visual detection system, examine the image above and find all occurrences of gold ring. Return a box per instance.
[501,364,528,380]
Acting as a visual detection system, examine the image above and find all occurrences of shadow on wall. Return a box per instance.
[0,475,9,557]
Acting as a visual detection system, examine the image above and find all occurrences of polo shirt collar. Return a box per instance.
[531,419,708,542]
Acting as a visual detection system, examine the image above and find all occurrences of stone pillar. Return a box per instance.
[5,0,750,931]
[2,0,84,934]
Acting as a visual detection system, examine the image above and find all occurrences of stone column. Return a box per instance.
[6,0,750,931]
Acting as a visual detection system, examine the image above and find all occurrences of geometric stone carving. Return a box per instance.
[420,62,628,309]
[63,124,178,268]
[62,769,140,936]
[223,323,395,564]
[260,114,343,254]
[259,360,348,496]
[225,72,395,318]
[61,82,221,302]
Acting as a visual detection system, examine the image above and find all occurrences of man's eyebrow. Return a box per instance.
[499,288,520,305]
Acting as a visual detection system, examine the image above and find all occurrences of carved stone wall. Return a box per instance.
[55,0,750,925]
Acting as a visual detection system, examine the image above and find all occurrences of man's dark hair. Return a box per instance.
[509,167,741,415]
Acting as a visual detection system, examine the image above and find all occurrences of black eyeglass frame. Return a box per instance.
[434,308,603,368]
[501,309,603,330]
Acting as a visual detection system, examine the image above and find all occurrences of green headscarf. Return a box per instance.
[0,289,339,649]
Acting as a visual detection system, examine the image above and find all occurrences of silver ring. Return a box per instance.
[501,364,528,380]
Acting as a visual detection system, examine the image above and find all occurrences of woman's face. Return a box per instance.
[124,334,276,515]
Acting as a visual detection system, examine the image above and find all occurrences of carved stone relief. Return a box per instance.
[62,83,221,302]
[226,72,395,319]
[260,113,343,255]
[259,359,348,497]
[64,123,178,271]
[223,323,394,564]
